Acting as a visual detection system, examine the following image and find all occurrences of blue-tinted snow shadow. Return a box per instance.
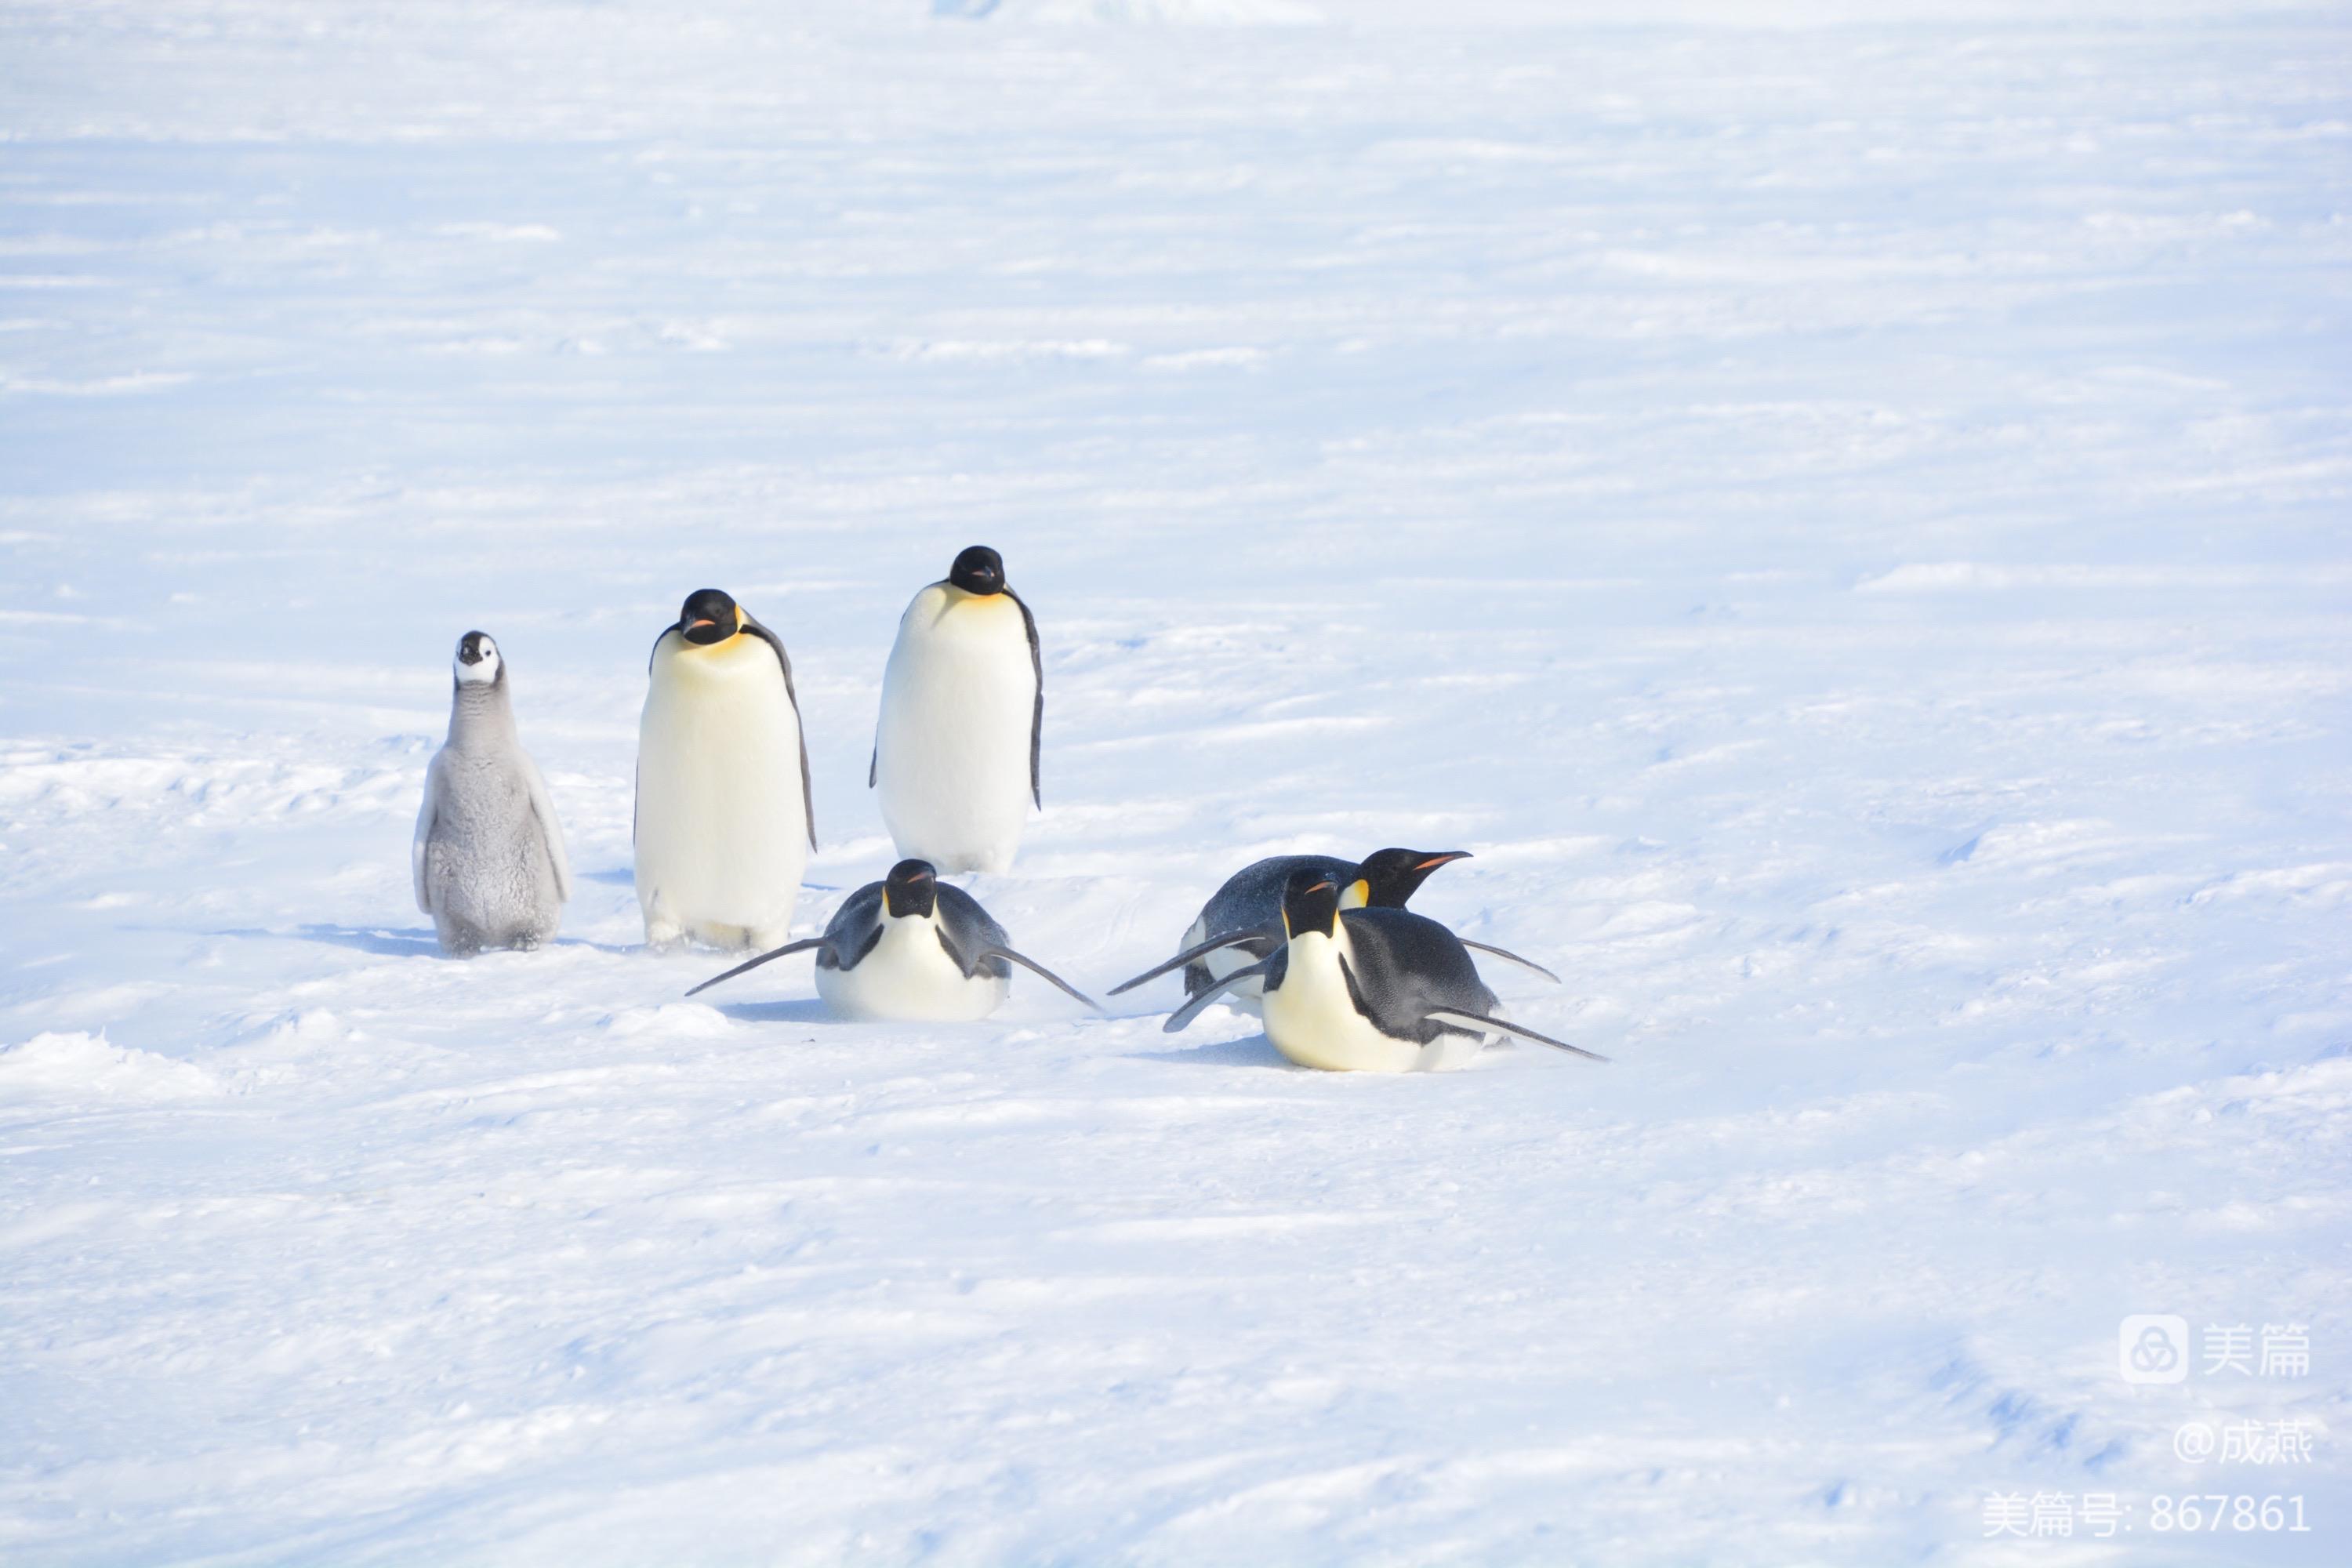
[203,924,442,957]
[714,998,836,1025]
[1131,1032,1284,1069]
[206,924,637,956]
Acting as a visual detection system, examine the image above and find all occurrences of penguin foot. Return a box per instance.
[644,920,686,950]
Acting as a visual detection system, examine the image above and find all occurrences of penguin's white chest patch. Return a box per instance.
[1262,931,1483,1073]
[635,633,808,944]
[875,589,1035,874]
[817,913,1007,1022]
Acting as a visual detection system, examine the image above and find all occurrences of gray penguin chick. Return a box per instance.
[412,631,571,954]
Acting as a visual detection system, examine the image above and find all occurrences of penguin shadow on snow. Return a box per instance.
[1133,1030,1526,1071]
[201,924,441,958]
[708,997,837,1026]
[205,924,637,957]
[1131,1031,1287,1069]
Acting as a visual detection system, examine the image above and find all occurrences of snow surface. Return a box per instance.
[3,1,2350,1563]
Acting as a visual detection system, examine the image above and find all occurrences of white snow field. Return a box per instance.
[3,2,2350,1563]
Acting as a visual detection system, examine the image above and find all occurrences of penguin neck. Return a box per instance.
[873,907,949,969]
[447,680,517,752]
[1285,921,1349,980]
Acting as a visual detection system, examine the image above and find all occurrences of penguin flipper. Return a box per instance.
[1008,586,1044,808]
[1457,938,1560,985]
[686,938,831,998]
[520,753,572,903]
[742,612,818,851]
[868,742,877,789]
[1108,925,1279,996]
[1424,1009,1608,1062]
[1163,958,1271,1033]
[412,755,443,914]
[975,946,1101,1012]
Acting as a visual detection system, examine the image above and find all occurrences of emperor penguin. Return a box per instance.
[1109,848,1559,1015]
[1160,869,1607,1073]
[412,631,571,954]
[869,545,1042,874]
[635,588,815,951]
[686,858,1097,1022]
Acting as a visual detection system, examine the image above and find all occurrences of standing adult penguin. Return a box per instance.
[869,545,1042,874]
[635,587,815,951]
[686,858,1096,1022]
[1109,848,1559,1014]
[1160,869,1606,1073]
[413,631,571,954]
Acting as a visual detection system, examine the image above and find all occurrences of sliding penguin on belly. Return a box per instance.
[686,859,1097,1022]
[1160,869,1606,1073]
[870,545,1042,874]
[1111,848,1559,1016]
[635,588,815,951]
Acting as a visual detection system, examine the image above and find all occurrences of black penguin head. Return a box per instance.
[947,545,1006,597]
[453,630,503,687]
[677,588,741,646]
[1351,848,1471,909]
[1281,868,1341,941]
[883,859,940,919]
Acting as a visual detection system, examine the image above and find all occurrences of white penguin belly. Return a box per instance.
[636,636,808,946]
[1262,930,1485,1073]
[816,915,1007,1022]
[1184,914,1266,1016]
[875,588,1034,874]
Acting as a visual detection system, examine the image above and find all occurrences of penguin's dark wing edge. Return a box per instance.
[741,613,818,851]
[993,947,1099,1011]
[1424,1009,1609,1062]
[686,938,832,998]
[1456,938,1562,985]
[1007,586,1044,808]
[1108,925,1280,996]
[1163,957,1272,1033]
[942,927,1099,1011]
[647,622,681,675]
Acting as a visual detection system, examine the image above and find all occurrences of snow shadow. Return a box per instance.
[713,998,837,1025]
[209,924,637,956]
[204,924,443,957]
[1131,1032,1283,1069]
